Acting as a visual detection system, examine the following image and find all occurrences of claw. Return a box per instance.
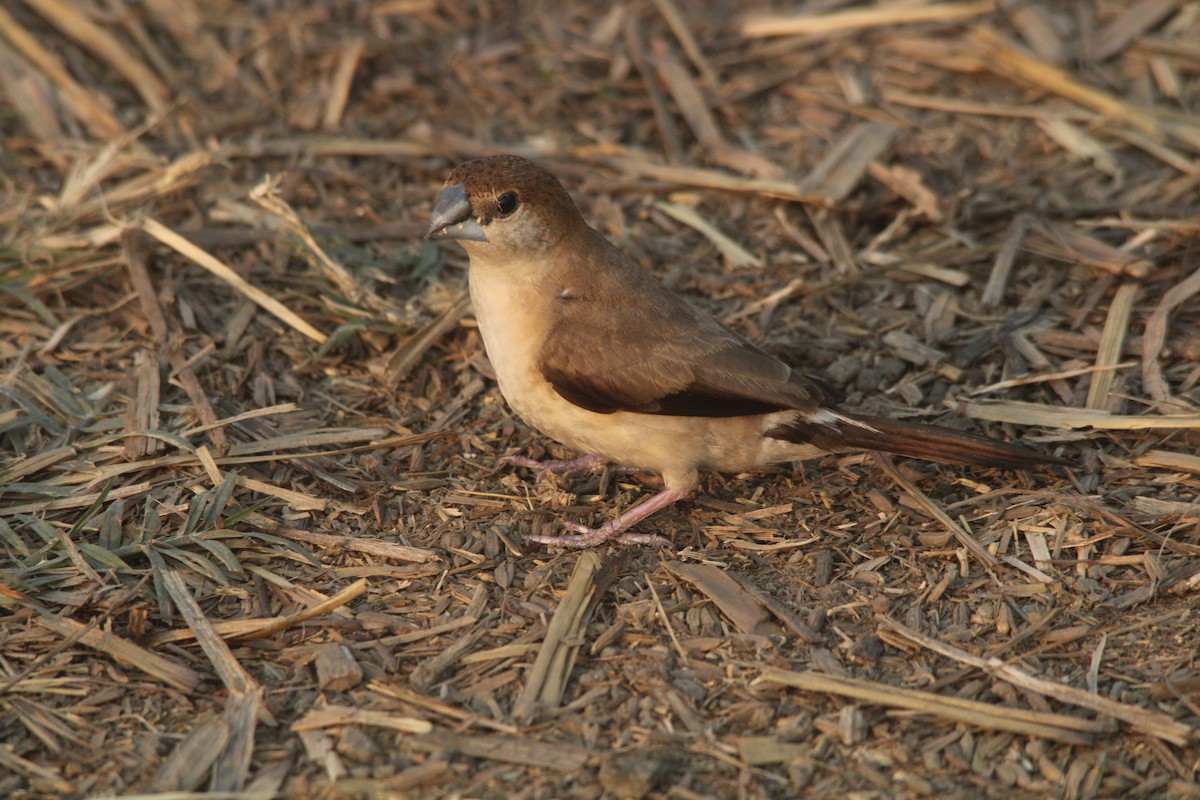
[528,527,674,548]
[500,453,607,480]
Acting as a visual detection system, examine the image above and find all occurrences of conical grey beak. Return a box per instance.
[424,183,488,242]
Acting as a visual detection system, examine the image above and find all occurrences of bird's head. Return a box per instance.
[425,155,583,259]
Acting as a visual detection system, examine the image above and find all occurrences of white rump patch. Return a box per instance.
[807,408,880,432]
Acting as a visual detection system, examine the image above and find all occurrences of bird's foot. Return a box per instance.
[500,453,608,480]
[527,488,688,549]
[529,521,675,549]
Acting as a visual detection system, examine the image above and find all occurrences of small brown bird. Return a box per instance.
[426,155,1064,548]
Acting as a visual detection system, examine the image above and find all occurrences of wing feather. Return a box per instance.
[536,252,838,416]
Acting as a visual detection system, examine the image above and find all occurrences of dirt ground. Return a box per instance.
[2,1,1200,798]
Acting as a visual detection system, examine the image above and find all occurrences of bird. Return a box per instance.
[425,155,1065,548]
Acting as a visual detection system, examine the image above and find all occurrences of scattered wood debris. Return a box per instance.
[1,1,1198,797]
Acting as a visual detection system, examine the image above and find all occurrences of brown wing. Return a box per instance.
[536,257,839,417]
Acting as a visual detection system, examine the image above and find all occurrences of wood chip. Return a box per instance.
[668,561,779,636]
[800,121,900,203]
[413,731,589,772]
[151,713,230,792]
[314,642,364,691]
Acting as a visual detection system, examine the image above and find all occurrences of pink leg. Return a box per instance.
[528,488,689,549]
[500,453,607,479]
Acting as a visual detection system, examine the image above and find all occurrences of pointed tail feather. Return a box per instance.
[771,412,1067,471]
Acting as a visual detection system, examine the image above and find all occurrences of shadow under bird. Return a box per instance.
[425,155,1066,548]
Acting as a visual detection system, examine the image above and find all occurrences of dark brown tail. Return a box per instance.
[770,412,1068,471]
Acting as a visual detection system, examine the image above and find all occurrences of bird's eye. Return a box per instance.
[497,191,520,217]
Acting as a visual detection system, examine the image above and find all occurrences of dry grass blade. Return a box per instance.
[0,744,74,796]
[53,150,213,224]
[383,293,471,385]
[1006,3,1066,64]
[654,201,761,268]
[971,27,1161,136]
[23,0,169,112]
[881,617,1196,746]
[123,228,230,456]
[36,614,201,693]
[756,667,1103,744]
[322,36,366,131]
[161,570,264,791]
[650,46,780,178]
[141,0,239,92]
[872,452,997,568]
[1024,222,1155,279]
[222,136,435,160]
[881,87,1090,120]
[124,349,162,459]
[249,176,364,305]
[513,552,602,722]
[0,444,75,482]
[409,604,491,690]
[1135,450,1200,474]
[1135,494,1200,517]
[226,427,393,456]
[0,4,124,138]
[608,154,824,203]
[161,570,258,693]
[742,1,995,38]
[866,162,943,223]
[1108,125,1200,177]
[961,401,1200,429]
[235,474,325,511]
[982,214,1031,307]
[969,361,1136,396]
[806,208,857,273]
[1037,119,1121,180]
[181,402,301,437]
[292,705,431,735]
[212,688,265,792]
[0,36,65,149]
[262,527,437,565]
[1142,262,1200,408]
[140,217,326,343]
[148,577,370,645]
[624,15,684,163]
[1085,282,1140,411]
[369,682,520,735]
[2,480,152,517]
[649,0,718,87]
[1093,0,1183,61]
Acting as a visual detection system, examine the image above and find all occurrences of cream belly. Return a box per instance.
[469,265,825,490]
